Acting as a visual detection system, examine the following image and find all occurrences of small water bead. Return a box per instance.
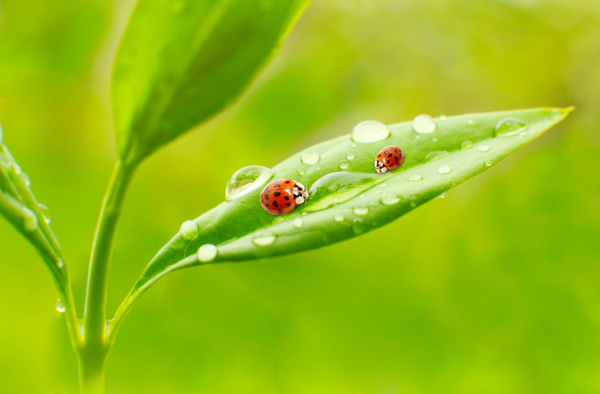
[334,214,345,222]
[484,159,493,167]
[302,212,307,216]
[493,117,528,137]
[436,192,446,199]
[252,232,276,246]
[412,115,437,134]
[57,259,64,268]
[380,192,401,205]
[477,144,490,152]
[461,140,474,150]
[408,174,423,181]
[339,159,349,170]
[179,220,199,240]
[380,183,387,188]
[298,169,306,176]
[226,165,273,201]
[424,150,449,162]
[56,299,65,313]
[12,163,22,175]
[21,173,31,186]
[38,204,51,224]
[352,218,366,235]
[351,120,390,143]
[518,131,526,139]
[22,207,37,232]
[410,197,418,207]
[346,153,355,160]
[375,190,382,194]
[301,150,320,164]
[353,204,369,216]
[467,119,475,125]
[294,218,303,228]
[197,244,218,262]
[438,164,451,174]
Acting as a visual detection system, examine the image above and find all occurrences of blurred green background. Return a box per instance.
[0,0,599,393]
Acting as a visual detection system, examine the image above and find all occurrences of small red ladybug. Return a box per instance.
[260,179,308,215]
[374,146,404,173]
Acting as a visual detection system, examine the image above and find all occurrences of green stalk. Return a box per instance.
[80,160,135,392]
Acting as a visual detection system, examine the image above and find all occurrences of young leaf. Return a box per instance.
[112,0,311,165]
[114,107,572,320]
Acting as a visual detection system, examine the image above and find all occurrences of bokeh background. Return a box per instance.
[1,0,599,393]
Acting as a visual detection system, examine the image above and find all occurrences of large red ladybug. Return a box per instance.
[374,146,404,173]
[260,179,308,215]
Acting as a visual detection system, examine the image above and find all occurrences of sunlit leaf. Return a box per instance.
[112,0,311,165]
[118,107,572,308]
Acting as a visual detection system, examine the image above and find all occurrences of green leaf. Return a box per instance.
[117,107,572,310]
[112,0,311,165]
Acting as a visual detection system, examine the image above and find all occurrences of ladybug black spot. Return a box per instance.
[266,204,270,207]
[285,180,291,184]
[383,150,388,154]
[284,196,289,200]
[273,201,279,208]
[264,194,269,200]
[395,148,399,153]
[278,209,283,213]
[286,203,291,207]
[395,156,399,161]
[275,183,281,188]
[274,191,281,197]
[388,153,392,157]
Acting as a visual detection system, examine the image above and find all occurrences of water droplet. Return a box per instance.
[461,140,474,150]
[22,207,37,232]
[353,204,369,216]
[197,244,217,262]
[252,232,276,247]
[346,153,355,160]
[375,190,382,194]
[301,150,320,165]
[334,214,344,222]
[380,183,387,188]
[436,192,446,199]
[380,192,401,205]
[56,299,65,313]
[21,173,31,186]
[226,166,273,201]
[438,164,451,174]
[494,118,528,137]
[467,119,475,125]
[412,115,437,134]
[408,174,423,182]
[410,197,418,207]
[301,212,307,216]
[57,259,64,268]
[38,204,51,224]
[518,131,527,139]
[307,172,383,212]
[294,218,303,228]
[351,120,390,143]
[484,159,493,167]
[352,218,366,234]
[12,163,22,175]
[339,159,349,170]
[477,144,490,152]
[424,150,449,162]
[179,220,198,240]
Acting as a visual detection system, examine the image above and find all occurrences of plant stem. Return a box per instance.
[81,159,135,390]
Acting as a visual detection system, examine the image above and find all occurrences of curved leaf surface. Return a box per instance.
[112,0,311,164]
[121,107,572,308]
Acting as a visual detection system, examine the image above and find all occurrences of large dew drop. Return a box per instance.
[301,150,320,165]
[226,166,273,201]
[307,172,384,212]
[252,232,276,247]
[339,160,349,170]
[477,144,490,152]
[408,174,423,182]
[353,204,369,216]
[493,118,528,137]
[412,115,437,134]
[294,218,303,228]
[179,220,199,240]
[461,140,474,150]
[438,164,451,174]
[197,244,217,263]
[351,120,390,143]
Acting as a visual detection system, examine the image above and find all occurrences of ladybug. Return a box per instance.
[260,179,308,215]
[374,146,404,173]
